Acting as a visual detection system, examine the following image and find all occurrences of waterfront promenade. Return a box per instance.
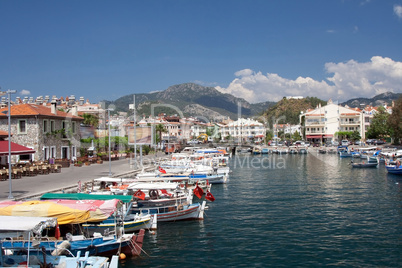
[0,153,166,201]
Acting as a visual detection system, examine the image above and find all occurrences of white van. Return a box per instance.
[341,140,349,146]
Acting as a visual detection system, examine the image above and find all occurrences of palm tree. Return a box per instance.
[82,113,99,128]
[155,124,168,147]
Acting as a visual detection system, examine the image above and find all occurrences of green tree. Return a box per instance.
[366,106,391,139]
[292,130,302,141]
[350,130,361,141]
[82,113,99,128]
[265,131,273,144]
[387,96,402,144]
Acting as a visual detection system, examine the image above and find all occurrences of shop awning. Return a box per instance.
[306,135,322,138]
[0,141,35,156]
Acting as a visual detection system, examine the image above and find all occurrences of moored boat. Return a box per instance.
[40,192,156,232]
[0,200,145,258]
[351,157,379,168]
[385,160,402,175]
[0,216,119,268]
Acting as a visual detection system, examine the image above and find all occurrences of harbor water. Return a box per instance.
[123,153,401,267]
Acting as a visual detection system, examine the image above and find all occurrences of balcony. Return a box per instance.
[340,121,361,125]
[305,130,324,134]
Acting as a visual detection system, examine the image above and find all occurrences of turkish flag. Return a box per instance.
[134,189,146,200]
[55,223,61,240]
[158,166,167,174]
[205,190,215,202]
[193,183,204,199]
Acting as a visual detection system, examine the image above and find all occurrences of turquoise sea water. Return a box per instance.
[122,153,401,267]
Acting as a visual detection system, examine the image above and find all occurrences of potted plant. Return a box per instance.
[74,161,83,167]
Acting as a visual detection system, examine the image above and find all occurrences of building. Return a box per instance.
[219,118,266,143]
[0,102,83,163]
[300,100,364,143]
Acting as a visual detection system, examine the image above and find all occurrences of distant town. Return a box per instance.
[0,93,399,165]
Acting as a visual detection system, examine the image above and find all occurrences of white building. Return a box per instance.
[220,118,266,143]
[300,100,364,143]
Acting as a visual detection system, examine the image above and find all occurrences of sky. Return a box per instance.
[1,0,402,104]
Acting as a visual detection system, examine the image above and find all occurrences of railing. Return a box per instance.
[340,121,361,125]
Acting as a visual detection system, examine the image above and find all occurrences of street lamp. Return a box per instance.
[106,108,114,177]
[0,89,17,199]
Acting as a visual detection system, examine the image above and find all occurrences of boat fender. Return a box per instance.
[51,240,71,256]
[396,161,400,167]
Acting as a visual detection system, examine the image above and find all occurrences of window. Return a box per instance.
[50,120,55,132]
[18,120,27,134]
[43,120,48,133]
[50,146,56,159]
[62,121,68,138]
[72,122,76,134]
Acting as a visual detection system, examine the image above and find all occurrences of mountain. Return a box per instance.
[108,83,275,120]
[105,83,400,123]
[341,92,401,108]
[263,97,327,126]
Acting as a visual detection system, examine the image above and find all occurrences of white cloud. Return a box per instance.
[216,56,402,103]
[20,89,31,95]
[394,4,402,18]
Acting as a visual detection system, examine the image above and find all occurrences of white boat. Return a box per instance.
[127,182,207,222]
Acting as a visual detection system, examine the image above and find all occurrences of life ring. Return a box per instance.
[149,189,159,199]
[86,245,98,255]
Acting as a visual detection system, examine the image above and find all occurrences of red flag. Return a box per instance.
[205,190,215,202]
[193,183,204,199]
[55,223,61,240]
[158,166,167,174]
[134,189,146,200]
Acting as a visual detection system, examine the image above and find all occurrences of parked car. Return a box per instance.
[341,140,349,146]
[313,142,321,147]
[294,141,305,146]
[376,139,385,145]
[366,139,377,145]
[187,139,200,145]
[354,140,364,146]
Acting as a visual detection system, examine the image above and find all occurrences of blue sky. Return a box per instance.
[1,0,401,103]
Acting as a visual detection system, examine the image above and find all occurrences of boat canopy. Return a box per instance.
[195,149,221,154]
[128,182,179,190]
[40,193,133,204]
[0,199,121,225]
[0,216,57,235]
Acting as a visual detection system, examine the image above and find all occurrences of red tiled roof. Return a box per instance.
[0,104,83,120]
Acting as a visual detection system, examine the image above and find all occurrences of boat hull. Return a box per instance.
[131,202,205,222]
[386,166,402,175]
[1,230,145,258]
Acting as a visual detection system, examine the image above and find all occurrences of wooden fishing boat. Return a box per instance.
[385,160,402,175]
[0,200,145,258]
[127,182,207,222]
[40,192,156,233]
[0,216,119,268]
[351,157,378,168]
